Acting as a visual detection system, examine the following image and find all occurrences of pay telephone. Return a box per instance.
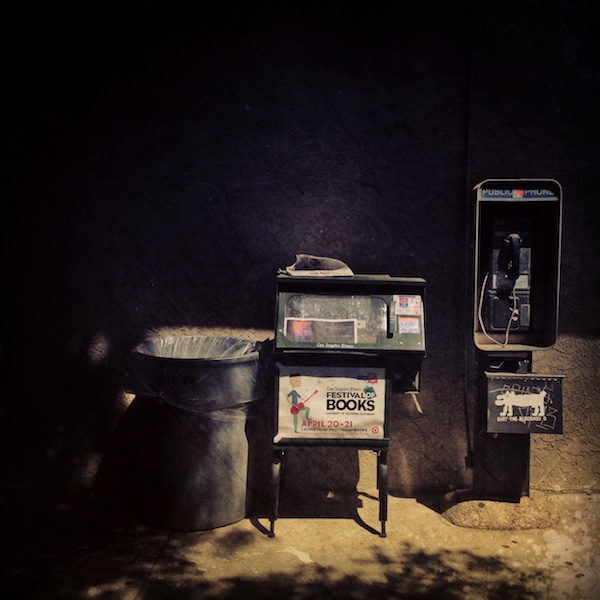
[483,216,533,336]
[472,179,564,501]
[473,179,562,351]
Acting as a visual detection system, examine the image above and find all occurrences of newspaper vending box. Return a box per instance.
[269,274,426,537]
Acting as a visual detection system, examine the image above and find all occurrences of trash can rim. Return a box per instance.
[131,334,260,363]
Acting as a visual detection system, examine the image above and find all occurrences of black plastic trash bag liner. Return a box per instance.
[98,335,272,531]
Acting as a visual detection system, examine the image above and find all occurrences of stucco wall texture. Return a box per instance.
[4,1,599,499]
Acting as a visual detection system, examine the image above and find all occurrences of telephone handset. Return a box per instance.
[485,217,532,334]
[495,233,522,294]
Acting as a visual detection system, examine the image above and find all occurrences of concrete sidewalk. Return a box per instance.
[1,488,598,599]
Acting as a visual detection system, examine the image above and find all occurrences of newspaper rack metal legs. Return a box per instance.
[268,446,388,538]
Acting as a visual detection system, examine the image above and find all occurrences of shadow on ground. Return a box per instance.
[1,491,548,599]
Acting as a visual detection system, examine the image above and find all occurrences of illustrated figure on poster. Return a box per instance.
[286,373,316,433]
[495,389,547,417]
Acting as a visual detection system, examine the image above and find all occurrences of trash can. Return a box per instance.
[99,335,270,531]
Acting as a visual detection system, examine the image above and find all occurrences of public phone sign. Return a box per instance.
[274,364,387,443]
[486,372,564,434]
[480,188,558,200]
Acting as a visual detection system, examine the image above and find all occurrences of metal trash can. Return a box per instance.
[100,336,269,531]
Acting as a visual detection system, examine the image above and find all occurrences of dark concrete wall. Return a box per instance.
[4,1,599,498]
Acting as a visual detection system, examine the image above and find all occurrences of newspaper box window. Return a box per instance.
[269,268,426,537]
